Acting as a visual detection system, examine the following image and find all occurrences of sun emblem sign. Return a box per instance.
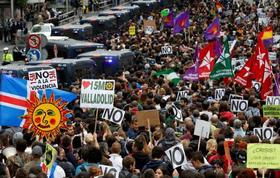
[21,93,71,141]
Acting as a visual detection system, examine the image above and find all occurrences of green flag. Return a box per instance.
[161,9,170,17]
[154,69,180,85]
[210,38,234,80]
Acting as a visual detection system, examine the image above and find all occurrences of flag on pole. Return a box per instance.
[164,10,174,27]
[184,44,199,81]
[198,42,216,79]
[233,56,254,88]
[204,17,221,40]
[173,11,190,34]
[260,48,273,99]
[210,38,234,80]
[258,26,273,48]
[0,74,77,127]
[154,69,180,85]
[161,9,169,17]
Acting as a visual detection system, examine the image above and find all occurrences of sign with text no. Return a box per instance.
[28,69,58,91]
[165,143,187,169]
[102,107,125,125]
[230,99,248,112]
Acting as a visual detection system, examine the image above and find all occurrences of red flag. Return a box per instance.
[260,47,273,100]
[198,42,216,79]
[251,39,268,82]
[233,56,254,88]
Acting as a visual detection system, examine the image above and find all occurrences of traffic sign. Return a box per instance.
[27,48,41,61]
[28,34,41,48]
[39,34,48,48]
[40,49,48,60]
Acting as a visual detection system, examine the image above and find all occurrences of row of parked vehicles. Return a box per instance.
[2,0,172,87]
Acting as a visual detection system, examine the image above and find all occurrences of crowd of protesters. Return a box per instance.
[1,0,280,178]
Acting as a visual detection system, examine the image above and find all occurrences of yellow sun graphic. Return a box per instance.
[21,93,71,141]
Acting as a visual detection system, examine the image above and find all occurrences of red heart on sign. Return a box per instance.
[82,81,91,89]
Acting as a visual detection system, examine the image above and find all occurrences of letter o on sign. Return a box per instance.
[239,101,247,111]
[172,147,184,165]
[112,110,123,123]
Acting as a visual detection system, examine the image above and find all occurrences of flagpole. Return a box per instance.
[184,28,187,42]
[272,72,280,95]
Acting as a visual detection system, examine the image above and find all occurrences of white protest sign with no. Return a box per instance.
[80,79,115,108]
[165,143,187,169]
[215,88,225,100]
[252,81,261,92]
[269,52,277,61]
[28,69,58,91]
[161,46,173,55]
[228,94,243,104]
[266,96,280,105]
[99,164,120,177]
[176,90,189,101]
[254,127,274,141]
[172,104,183,122]
[102,107,125,125]
[230,99,248,112]
[194,119,211,138]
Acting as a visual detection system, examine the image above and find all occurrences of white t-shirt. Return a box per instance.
[109,154,123,172]
[47,164,66,178]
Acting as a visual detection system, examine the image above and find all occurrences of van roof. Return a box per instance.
[0,64,53,71]
[48,38,104,48]
[27,58,96,65]
[53,23,92,29]
[99,10,130,15]
[83,15,116,21]
[78,49,134,57]
[111,5,140,10]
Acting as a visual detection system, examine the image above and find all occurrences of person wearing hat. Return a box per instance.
[2,47,13,65]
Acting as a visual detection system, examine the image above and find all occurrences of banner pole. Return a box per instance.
[94,108,99,133]
[197,127,204,151]
[148,119,152,143]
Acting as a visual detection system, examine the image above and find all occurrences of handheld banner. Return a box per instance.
[165,143,187,169]
[247,144,280,169]
[43,144,58,170]
[263,105,280,118]
[215,88,225,100]
[253,127,274,141]
[230,99,248,112]
[102,107,125,125]
[194,119,211,138]
[80,79,115,108]
[28,69,58,91]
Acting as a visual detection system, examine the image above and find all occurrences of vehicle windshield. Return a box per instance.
[31,25,50,33]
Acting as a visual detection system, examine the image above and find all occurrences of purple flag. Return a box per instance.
[204,17,221,40]
[184,44,199,81]
[273,73,280,96]
[164,11,174,27]
[214,38,222,57]
[173,11,190,34]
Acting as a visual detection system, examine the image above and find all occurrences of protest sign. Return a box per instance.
[194,119,211,138]
[269,52,277,61]
[28,69,58,91]
[176,90,189,101]
[42,143,58,172]
[263,105,280,118]
[143,20,156,35]
[228,94,243,104]
[165,143,187,169]
[129,25,136,36]
[254,127,274,141]
[230,99,248,112]
[99,165,120,177]
[136,110,160,127]
[247,144,280,169]
[80,79,115,108]
[102,107,125,125]
[215,88,225,100]
[172,104,183,122]
[252,81,261,92]
[161,45,173,55]
[266,96,280,105]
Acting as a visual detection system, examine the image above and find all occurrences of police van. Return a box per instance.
[77,49,135,76]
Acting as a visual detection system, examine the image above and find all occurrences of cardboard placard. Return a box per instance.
[266,96,280,105]
[215,88,225,100]
[165,143,187,169]
[102,107,125,125]
[161,45,173,55]
[99,165,120,177]
[230,99,248,112]
[253,127,274,141]
[172,104,183,122]
[135,110,160,127]
[247,144,280,169]
[80,79,115,108]
[28,69,58,91]
[143,20,156,35]
[129,25,136,36]
[263,105,280,118]
[194,119,211,138]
